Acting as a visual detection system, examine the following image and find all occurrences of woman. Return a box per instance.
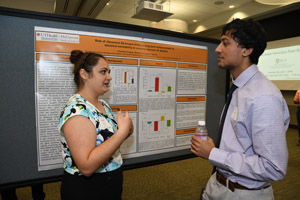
[59,50,133,200]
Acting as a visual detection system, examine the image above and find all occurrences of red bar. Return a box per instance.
[124,72,127,84]
[154,121,158,131]
[155,77,159,92]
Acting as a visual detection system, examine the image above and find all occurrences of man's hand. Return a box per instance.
[191,136,215,159]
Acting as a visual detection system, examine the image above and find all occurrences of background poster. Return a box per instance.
[35,27,207,171]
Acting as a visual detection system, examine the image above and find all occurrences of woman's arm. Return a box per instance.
[62,111,132,177]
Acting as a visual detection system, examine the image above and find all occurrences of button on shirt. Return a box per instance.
[209,64,290,189]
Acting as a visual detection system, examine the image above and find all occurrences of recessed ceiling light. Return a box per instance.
[193,19,198,22]
[106,3,110,6]
[214,1,224,5]
[229,5,235,8]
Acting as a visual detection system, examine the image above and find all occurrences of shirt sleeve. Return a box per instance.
[210,94,289,182]
[59,102,90,133]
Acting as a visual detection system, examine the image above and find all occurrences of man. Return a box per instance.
[191,18,290,200]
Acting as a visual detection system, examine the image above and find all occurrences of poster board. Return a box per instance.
[35,26,208,171]
[0,7,225,188]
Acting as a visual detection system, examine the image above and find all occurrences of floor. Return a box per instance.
[2,128,300,200]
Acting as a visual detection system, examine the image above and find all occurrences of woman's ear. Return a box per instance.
[79,68,88,80]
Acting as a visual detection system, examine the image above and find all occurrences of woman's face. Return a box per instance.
[86,58,112,95]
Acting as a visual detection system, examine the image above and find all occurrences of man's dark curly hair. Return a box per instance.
[221,18,267,64]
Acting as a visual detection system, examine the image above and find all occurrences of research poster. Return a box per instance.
[35,27,207,171]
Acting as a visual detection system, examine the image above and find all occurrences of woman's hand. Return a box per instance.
[117,110,133,139]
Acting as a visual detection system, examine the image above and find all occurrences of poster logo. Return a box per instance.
[36,32,79,43]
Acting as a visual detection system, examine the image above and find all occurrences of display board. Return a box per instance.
[0,7,225,188]
[35,26,208,171]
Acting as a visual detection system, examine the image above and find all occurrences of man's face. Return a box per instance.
[215,31,245,70]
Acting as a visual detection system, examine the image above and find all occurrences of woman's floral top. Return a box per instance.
[59,94,122,175]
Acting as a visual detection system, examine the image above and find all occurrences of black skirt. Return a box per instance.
[61,167,123,200]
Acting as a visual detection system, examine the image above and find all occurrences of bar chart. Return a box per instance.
[101,65,138,104]
[140,68,175,97]
[115,68,135,85]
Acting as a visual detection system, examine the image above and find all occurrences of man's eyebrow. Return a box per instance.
[221,38,229,42]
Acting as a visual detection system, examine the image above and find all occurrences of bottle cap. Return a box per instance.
[198,121,205,126]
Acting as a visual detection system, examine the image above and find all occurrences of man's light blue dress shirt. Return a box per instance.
[209,64,290,189]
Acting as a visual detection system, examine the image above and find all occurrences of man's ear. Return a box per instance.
[242,48,253,57]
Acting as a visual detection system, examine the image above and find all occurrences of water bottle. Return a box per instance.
[195,121,208,140]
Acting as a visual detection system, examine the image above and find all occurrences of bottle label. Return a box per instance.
[196,135,207,141]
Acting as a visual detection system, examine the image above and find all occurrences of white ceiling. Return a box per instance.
[0,0,299,39]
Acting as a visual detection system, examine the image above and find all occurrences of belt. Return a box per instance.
[216,171,270,192]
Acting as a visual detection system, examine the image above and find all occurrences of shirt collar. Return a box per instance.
[232,64,259,88]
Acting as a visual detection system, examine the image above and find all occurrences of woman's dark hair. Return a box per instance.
[221,18,267,64]
[70,50,106,88]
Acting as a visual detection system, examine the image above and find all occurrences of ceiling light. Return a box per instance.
[193,19,197,22]
[194,25,207,33]
[254,0,300,5]
[229,5,235,8]
[106,3,110,6]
